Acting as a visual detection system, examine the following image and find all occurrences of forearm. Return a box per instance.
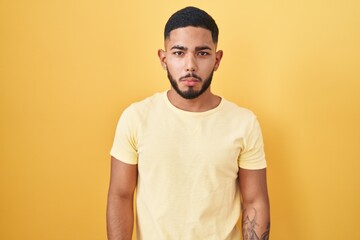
[107,195,134,240]
[241,200,270,240]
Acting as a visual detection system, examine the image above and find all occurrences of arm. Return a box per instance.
[239,168,270,240]
[107,156,138,240]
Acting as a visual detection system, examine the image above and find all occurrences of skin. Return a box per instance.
[106,26,270,240]
[158,26,223,112]
[240,168,270,240]
[107,157,137,240]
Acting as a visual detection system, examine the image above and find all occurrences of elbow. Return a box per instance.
[241,194,270,210]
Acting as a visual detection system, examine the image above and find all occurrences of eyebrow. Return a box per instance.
[170,45,212,51]
[195,46,212,51]
[170,45,187,51]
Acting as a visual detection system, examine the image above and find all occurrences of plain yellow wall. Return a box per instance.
[1,0,359,239]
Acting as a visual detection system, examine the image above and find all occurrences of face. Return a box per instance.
[158,27,223,99]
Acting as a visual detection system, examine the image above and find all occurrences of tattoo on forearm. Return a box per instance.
[242,208,270,240]
[260,222,270,240]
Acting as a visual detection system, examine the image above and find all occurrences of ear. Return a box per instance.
[158,49,167,70]
[213,50,223,71]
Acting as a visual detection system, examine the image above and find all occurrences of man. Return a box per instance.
[107,6,270,240]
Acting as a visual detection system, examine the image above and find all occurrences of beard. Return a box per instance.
[167,70,214,100]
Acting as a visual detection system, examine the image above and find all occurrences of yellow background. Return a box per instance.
[1,0,359,239]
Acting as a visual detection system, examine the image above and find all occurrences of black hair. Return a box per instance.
[164,6,219,43]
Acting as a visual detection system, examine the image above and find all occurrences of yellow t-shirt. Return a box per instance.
[110,91,267,240]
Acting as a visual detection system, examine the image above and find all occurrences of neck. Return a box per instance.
[167,88,221,112]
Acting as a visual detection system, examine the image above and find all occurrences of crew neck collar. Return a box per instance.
[162,91,224,116]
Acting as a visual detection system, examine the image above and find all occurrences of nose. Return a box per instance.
[185,54,197,72]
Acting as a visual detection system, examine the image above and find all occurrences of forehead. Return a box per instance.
[165,26,215,50]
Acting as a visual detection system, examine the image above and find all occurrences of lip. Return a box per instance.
[181,78,199,87]
[181,77,200,82]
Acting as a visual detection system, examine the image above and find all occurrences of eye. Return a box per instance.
[198,51,210,56]
[173,51,184,56]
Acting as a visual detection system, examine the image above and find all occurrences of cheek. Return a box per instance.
[200,60,216,72]
[167,58,183,69]
[166,60,183,75]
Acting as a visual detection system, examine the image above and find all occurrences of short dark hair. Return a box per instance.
[164,6,219,43]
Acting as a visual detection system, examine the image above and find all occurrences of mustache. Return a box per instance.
[179,73,202,81]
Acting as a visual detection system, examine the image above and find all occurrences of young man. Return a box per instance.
[107,6,270,240]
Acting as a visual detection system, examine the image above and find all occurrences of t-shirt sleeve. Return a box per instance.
[238,116,267,169]
[110,106,138,165]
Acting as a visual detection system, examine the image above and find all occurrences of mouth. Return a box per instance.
[181,77,200,82]
[180,73,202,81]
[180,78,200,87]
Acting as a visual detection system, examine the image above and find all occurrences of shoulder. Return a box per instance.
[122,92,164,119]
[221,98,257,121]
